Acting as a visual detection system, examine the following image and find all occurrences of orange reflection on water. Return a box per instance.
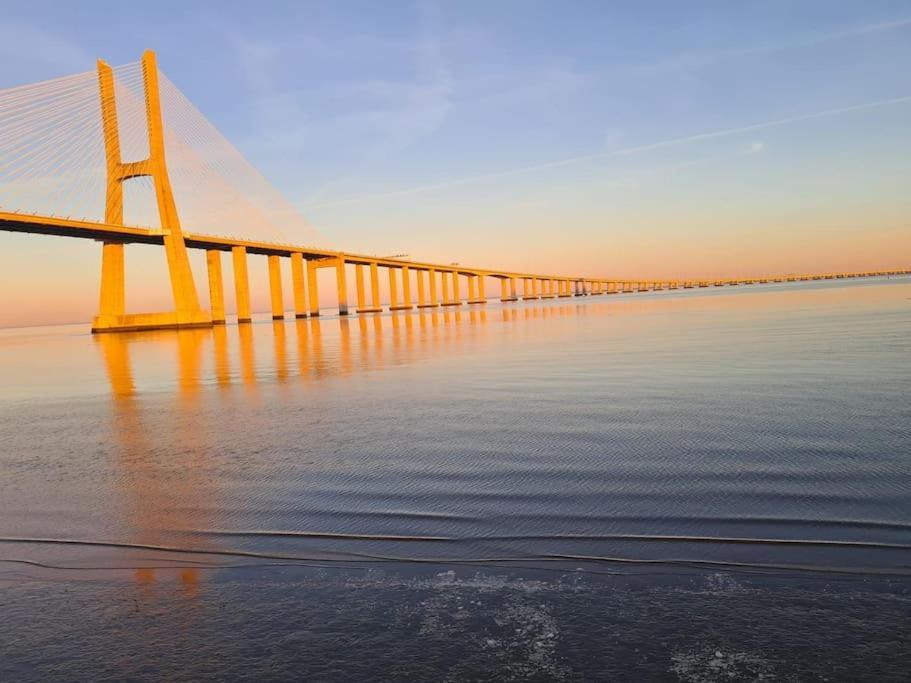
[96,328,214,596]
[94,282,910,398]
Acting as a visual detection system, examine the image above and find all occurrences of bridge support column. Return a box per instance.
[522,278,535,300]
[268,255,284,320]
[500,278,509,301]
[94,242,126,330]
[307,259,320,316]
[397,266,413,310]
[355,264,367,311]
[336,257,348,315]
[291,253,307,318]
[388,267,399,310]
[452,272,460,304]
[427,268,438,308]
[467,274,484,304]
[232,246,251,323]
[206,250,225,324]
[370,263,382,310]
[441,270,450,305]
[510,278,517,299]
[416,269,426,306]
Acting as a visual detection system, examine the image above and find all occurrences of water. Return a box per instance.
[1,278,910,680]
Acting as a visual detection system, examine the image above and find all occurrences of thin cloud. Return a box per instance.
[310,95,911,209]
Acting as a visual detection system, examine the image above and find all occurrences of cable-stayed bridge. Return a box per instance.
[0,50,906,332]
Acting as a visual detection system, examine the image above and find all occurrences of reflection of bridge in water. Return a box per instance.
[98,326,215,595]
[2,50,906,334]
[93,305,557,591]
[98,306,567,390]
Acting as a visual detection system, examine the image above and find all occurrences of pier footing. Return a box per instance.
[91,310,212,334]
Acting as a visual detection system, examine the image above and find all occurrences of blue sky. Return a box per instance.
[0,1,909,324]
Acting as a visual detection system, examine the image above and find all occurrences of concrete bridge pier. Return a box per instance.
[450,271,462,306]
[93,242,126,331]
[233,246,251,323]
[390,266,413,311]
[205,250,226,324]
[540,278,553,299]
[500,277,517,302]
[467,274,481,303]
[440,270,453,305]
[388,266,399,310]
[419,268,439,308]
[356,264,382,314]
[307,259,320,316]
[465,273,485,304]
[291,253,307,318]
[335,257,348,315]
[369,263,382,311]
[401,266,414,310]
[415,269,426,307]
[268,255,285,320]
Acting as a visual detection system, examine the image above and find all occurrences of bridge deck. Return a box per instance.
[0,210,575,281]
[1,210,907,285]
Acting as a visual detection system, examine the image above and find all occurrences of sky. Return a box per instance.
[0,0,909,326]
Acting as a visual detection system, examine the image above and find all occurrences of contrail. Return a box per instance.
[311,95,911,209]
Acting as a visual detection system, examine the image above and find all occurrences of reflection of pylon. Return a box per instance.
[92,50,211,333]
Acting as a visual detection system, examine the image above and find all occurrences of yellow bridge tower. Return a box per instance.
[92,50,211,333]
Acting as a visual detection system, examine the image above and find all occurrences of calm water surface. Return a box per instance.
[1,278,909,680]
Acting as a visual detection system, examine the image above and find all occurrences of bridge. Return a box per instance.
[0,51,907,333]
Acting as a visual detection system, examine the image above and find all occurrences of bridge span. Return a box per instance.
[0,51,907,333]
[3,208,905,333]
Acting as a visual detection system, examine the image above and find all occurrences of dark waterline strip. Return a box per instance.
[185,529,911,550]
[1,536,909,577]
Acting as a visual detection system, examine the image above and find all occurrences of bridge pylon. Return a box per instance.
[91,50,211,333]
